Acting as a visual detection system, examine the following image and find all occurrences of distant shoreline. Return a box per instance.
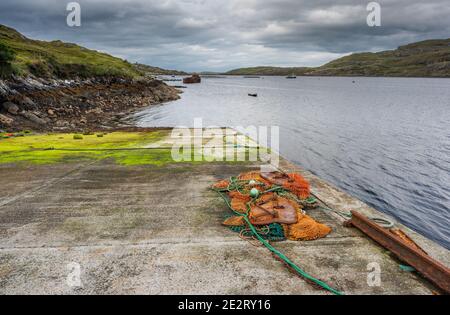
[216,74,450,79]
[223,38,450,78]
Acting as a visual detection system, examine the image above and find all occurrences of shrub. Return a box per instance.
[27,60,52,78]
[0,41,16,78]
[73,134,83,140]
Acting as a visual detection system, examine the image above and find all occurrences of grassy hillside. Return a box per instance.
[226,39,450,77]
[133,63,187,76]
[0,25,184,79]
[313,39,450,77]
[0,25,143,79]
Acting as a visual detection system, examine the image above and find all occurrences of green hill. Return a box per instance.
[226,66,309,76]
[226,39,450,77]
[0,25,142,79]
[133,63,187,76]
[0,24,184,79]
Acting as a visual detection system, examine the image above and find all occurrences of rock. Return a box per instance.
[86,108,103,115]
[0,80,17,97]
[21,111,46,125]
[20,96,36,108]
[1,77,180,131]
[55,120,69,127]
[0,113,13,126]
[2,102,20,115]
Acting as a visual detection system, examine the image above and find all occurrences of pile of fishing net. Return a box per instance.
[212,171,332,242]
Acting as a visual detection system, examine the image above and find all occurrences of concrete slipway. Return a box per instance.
[0,129,448,295]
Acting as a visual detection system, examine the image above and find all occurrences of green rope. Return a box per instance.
[317,203,395,229]
[225,214,286,241]
[242,214,343,295]
[212,180,344,295]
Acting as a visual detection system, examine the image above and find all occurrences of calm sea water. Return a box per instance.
[134,76,450,249]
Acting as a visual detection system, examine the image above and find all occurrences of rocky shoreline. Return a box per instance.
[0,76,181,132]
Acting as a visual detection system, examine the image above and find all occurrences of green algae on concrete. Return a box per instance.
[0,131,169,152]
[0,131,263,166]
[0,131,171,165]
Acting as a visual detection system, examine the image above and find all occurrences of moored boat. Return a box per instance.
[183,74,201,84]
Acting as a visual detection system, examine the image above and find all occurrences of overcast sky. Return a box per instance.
[0,0,449,72]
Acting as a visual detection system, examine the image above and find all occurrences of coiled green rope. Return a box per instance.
[212,178,344,295]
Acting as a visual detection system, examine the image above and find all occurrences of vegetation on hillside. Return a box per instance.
[226,39,450,77]
[133,63,187,76]
[312,39,450,77]
[0,25,142,79]
[2,23,449,79]
[0,41,16,78]
[226,66,309,76]
[0,24,184,79]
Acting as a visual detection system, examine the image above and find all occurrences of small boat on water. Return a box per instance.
[183,74,201,84]
[248,93,258,97]
[286,73,297,79]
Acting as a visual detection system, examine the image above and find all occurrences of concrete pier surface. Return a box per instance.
[0,129,448,295]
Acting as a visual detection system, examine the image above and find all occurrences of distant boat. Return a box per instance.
[183,74,201,84]
[286,73,297,79]
[248,93,258,97]
[244,76,261,78]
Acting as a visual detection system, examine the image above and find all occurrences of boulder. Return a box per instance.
[0,113,13,126]
[20,96,36,108]
[2,102,19,115]
[0,80,15,97]
[21,111,46,125]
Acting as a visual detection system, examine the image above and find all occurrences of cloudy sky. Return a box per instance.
[0,0,449,72]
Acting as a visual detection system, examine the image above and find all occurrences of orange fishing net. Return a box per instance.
[282,173,310,200]
[249,194,299,225]
[212,180,230,189]
[223,216,245,226]
[260,171,311,200]
[231,198,249,213]
[214,171,331,241]
[283,212,332,241]
[238,171,271,186]
[229,191,251,213]
[229,191,251,200]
